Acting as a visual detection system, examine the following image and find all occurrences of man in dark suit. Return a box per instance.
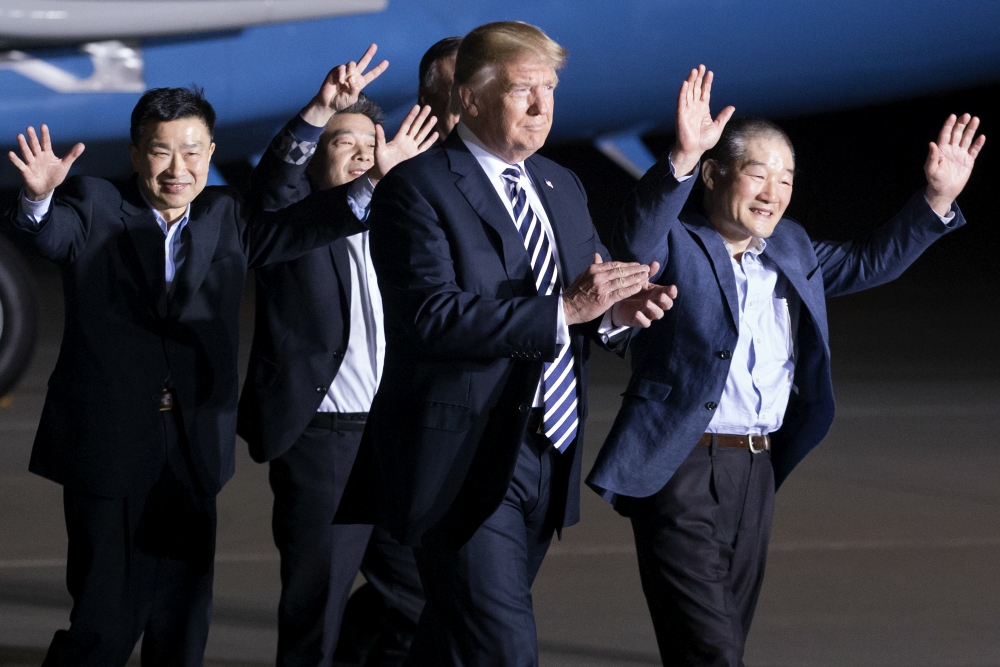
[587,65,986,666]
[237,89,437,666]
[417,36,462,140]
[336,21,675,666]
[3,54,385,665]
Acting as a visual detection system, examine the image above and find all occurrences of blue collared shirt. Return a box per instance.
[706,238,797,436]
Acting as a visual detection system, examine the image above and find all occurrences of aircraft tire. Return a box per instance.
[0,234,39,397]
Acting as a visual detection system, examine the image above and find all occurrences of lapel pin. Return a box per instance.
[544,179,553,189]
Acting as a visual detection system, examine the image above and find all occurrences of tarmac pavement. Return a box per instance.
[2,253,999,666]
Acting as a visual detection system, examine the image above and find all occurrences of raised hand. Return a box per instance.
[301,44,390,127]
[611,263,678,327]
[369,105,439,183]
[672,65,735,177]
[563,254,652,326]
[8,125,85,201]
[924,113,986,216]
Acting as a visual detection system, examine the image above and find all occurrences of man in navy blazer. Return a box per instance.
[4,81,366,665]
[237,46,438,664]
[336,21,674,666]
[587,66,986,666]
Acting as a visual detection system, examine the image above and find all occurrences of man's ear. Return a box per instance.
[209,142,216,160]
[458,84,479,118]
[128,143,140,172]
[701,159,719,191]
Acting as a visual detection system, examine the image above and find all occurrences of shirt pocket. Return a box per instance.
[773,297,794,360]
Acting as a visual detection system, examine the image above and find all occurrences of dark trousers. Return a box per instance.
[44,411,216,667]
[622,440,775,667]
[270,422,424,667]
[406,432,557,667]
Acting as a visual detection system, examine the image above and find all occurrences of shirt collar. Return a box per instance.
[721,234,767,260]
[456,122,526,183]
[138,187,191,236]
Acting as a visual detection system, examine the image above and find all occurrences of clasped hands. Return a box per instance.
[563,254,678,328]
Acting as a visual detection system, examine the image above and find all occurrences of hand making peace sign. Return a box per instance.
[301,43,390,127]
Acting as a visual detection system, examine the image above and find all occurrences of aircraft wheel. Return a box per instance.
[0,234,39,397]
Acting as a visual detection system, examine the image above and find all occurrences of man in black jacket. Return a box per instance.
[3,47,386,666]
[237,92,436,666]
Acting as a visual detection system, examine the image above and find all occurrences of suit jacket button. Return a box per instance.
[316,386,325,393]
[705,401,718,410]
[519,403,530,414]
[333,350,344,358]
[532,351,542,360]
[717,350,732,359]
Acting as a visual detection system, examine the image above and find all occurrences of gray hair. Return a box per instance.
[702,117,795,176]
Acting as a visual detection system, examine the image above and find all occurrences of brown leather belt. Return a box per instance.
[697,433,770,453]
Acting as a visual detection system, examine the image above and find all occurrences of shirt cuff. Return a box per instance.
[19,188,53,226]
[668,152,695,182]
[597,310,631,343]
[924,195,957,225]
[347,176,374,222]
[555,295,570,345]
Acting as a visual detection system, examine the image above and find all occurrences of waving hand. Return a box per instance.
[8,125,85,201]
[369,105,439,184]
[924,113,986,216]
[672,65,735,177]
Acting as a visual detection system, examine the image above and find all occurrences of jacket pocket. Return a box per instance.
[417,402,472,432]
[621,376,672,401]
[253,356,282,392]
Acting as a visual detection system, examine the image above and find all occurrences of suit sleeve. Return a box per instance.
[369,170,560,361]
[612,156,697,283]
[240,116,365,268]
[244,115,319,211]
[814,191,965,298]
[3,177,92,264]
[242,183,365,269]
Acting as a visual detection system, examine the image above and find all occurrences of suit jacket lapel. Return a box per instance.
[329,238,352,321]
[119,181,168,318]
[446,134,532,285]
[762,225,828,347]
[680,216,740,332]
[169,196,221,317]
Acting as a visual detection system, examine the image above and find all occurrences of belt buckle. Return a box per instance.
[158,389,174,412]
[748,434,764,454]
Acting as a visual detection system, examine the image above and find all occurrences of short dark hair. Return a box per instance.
[129,86,216,146]
[702,117,795,176]
[336,93,385,127]
[419,36,462,93]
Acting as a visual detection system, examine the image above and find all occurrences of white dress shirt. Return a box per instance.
[318,224,385,414]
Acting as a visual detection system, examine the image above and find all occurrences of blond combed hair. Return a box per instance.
[454,21,568,92]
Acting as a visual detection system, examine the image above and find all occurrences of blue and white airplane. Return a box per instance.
[1,0,999,392]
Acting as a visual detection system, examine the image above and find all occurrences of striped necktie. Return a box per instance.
[501,166,579,453]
